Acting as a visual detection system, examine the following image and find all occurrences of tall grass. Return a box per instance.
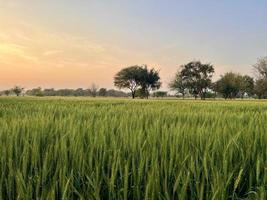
[0,97,266,199]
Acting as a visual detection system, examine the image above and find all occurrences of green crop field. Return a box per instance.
[0,97,266,200]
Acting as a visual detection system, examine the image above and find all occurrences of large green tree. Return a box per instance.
[239,75,254,98]
[254,78,267,99]
[214,72,242,99]
[169,71,186,99]
[140,66,161,99]
[114,65,161,99]
[114,66,144,99]
[180,61,214,99]
[253,56,267,78]
[253,57,267,98]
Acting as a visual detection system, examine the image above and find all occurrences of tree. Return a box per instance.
[43,88,56,96]
[254,79,267,99]
[239,75,254,98]
[90,84,98,97]
[82,89,90,96]
[98,88,107,97]
[140,66,161,99]
[3,90,11,96]
[253,57,267,79]
[57,89,74,96]
[169,71,186,99]
[214,72,242,99]
[114,66,143,99]
[74,88,85,96]
[180,61,214,99]
[253,57,267,98]
[26,87,44,96]
[12,86,24,96]
[135,88,146,98]
[153,91,167,98]
[114,65,148,99]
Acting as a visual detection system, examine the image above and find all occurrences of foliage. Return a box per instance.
[0,98,266,199]
[3,90,11,96]
[74,88,85,96]
[153,91,168,98]
[214,72,254,99]
[26,87,44,97]
[98,88,107,97]
[169,71,186,98]
[135,88,147,98]
[179,61,214,99]
[114,65,161,99]
[253,56,267,79]
[105,89,129,97]
[90,84,98,97]
[24,88,128,97]
[253,57,267,99]
[254,79,267,99]
[239,75,254,98]
[140,66,161,98]
[12,86,24,96]
[114,66,144,99]
[204,91,216,99]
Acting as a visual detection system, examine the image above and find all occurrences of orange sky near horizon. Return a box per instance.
[0,15,125,89]
[0,15,177,90]
[0,16,236,90]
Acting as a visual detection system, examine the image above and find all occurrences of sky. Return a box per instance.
[0,0,267,90]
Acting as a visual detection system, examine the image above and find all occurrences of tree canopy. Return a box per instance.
[12,86,24,97]
[170,61,214,99]
[139,66,161,98]
[114,65,161,98]
[253,57,267,99]
[169,71,186,98]
[214,72,254,99]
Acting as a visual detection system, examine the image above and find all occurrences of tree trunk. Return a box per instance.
[131,91,135,99]
[202,92,206,100]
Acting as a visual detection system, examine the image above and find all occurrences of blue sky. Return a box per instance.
[0,0,266,89]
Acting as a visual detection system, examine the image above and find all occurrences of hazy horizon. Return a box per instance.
[1,0,267,90]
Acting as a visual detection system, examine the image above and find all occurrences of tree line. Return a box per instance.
[0,85,129,98]
[114,57,267,99]
[1,56,267,99]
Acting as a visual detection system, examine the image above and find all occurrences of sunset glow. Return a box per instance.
[1,0,267,90]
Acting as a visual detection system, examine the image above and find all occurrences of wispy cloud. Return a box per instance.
[0,19,116,68]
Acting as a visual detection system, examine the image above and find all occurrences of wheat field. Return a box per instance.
[0,97,266,199]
